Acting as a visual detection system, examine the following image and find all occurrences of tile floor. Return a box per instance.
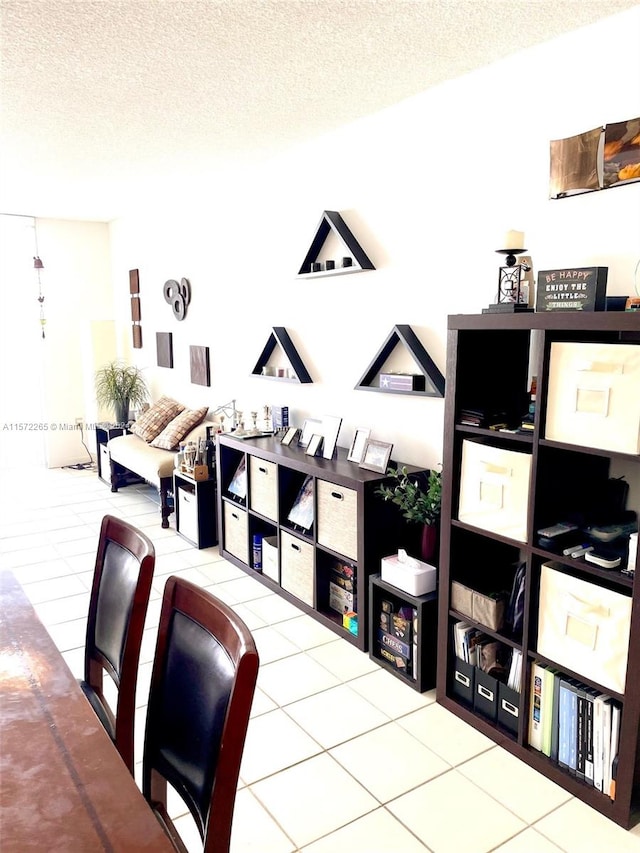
[2,465,640,853]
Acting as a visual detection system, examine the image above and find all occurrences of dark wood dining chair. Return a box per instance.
[143,576,259,853]
[80,513,155,775]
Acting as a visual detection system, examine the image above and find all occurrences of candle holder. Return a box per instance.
[483,247,534,314]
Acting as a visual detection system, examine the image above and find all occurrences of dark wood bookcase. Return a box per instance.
[437,312,640,828]
[216,433,422,651]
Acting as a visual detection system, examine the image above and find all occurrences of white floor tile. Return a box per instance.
[250,753,377,848]
[348,669,434,719]
[534,798,640,852]
[330,721,450,801]
[458,746,572,823]
[229,788,296,853]
[251,625,299,664]
[397,701,495,765]
[388,769,526,853]
[284,684,388,749]
[258,653,340,706]
[494,828,564,852]
[273,613,346,650]
[306,638,379,681]
[300,807,432,853]
[239,708,322,784]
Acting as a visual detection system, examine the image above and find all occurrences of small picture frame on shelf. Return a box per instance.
[280,427,299,446]
[299,418,322,448]
[359,440,393,474]
[305,434,323,457]
[320,414,342,460]
[347,427,371,463]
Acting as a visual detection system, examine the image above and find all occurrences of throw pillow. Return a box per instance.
[130,396,185,443]
[150,406,208,450]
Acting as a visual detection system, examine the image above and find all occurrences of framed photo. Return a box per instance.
[227,456,247,501]
[287,475,314,531]
[347,427,371,463]
[305,434,323,457]
[280,426,299,446]
[320,415,342,460]
[299,418,322,448]
[359,440,393,474]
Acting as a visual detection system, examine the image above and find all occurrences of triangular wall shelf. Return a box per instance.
[251,326,313,383]
[355,325,445,397]
[297,210,376,278]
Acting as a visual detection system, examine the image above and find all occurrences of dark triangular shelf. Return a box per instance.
[355,325,445,397]
[251,326,313,383]
[297,210,375,278]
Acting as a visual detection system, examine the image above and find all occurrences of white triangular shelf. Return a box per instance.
[251,327,313,383]
[297,210,375,278]
[355,325,445,397]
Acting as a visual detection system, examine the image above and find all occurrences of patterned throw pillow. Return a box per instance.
[150,407,209,450]
[130,396,185,443]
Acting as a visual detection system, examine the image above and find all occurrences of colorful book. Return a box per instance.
[529,662,545,751]
[550,670,562,762]
[542,667,557,757]
[609,703,621,801]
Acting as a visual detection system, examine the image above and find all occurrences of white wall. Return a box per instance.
[35,219,114,467]
[104,8,640,471]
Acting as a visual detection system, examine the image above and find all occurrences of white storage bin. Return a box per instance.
[458,439,532,543]
[317,479,357,560]
[177,485,199,544]
[545,341,640,455]
[280,530,314,606]
[249,456,278,521]
[224,502,248,564]
[262,535,279,582]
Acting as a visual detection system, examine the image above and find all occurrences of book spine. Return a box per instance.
[542,668,555,757]
[568,683,578,775]
[529,663,544,751]
[550,671,561,762]
[576,689,586,782]
[558,682,571,770]
[584,690,595,786]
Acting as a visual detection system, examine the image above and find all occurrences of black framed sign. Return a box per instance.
[535,267,608,312]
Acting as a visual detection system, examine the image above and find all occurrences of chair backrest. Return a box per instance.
[143,576,259,853]
[83,514,155,774]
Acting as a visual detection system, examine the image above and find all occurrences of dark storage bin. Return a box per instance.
[451,658,475,705]
[474,669,498,721]
[497,682,520,736]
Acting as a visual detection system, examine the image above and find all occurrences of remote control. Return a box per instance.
[537,522,578,538]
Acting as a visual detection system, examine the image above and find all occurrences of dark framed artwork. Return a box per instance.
[156,332,173,368]
[132,324,142,349]
[190,345,210,386]
[129,269,140,294]
[131,297,141,322]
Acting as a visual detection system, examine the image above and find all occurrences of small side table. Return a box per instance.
[369,573,437,693]
[174,470,218,549]
[95,424,126,485]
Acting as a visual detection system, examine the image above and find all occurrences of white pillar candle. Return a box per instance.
[504,230,525,250]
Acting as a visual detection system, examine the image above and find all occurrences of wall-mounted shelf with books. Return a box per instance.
[437,312,640,829]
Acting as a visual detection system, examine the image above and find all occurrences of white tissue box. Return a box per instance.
[381,554,436,596]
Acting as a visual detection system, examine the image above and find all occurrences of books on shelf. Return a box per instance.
[528,662,621,799]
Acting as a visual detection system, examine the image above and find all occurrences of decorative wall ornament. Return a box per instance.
[549,116,640,198]
[34,253,46,339]
[164,277,191,320]
[130,269,142,348]
[190,345,210,386]
[156,332,173,368]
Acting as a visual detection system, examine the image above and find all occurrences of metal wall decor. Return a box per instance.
[164,277,191,320]
[130,269,142,348]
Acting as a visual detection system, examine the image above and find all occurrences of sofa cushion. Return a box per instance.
[150,406,208,451]
[130,396,185,443]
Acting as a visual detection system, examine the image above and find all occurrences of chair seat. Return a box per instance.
[79,679,116,741]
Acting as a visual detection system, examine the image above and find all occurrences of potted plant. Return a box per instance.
[376,465,442,562]
[95,360,149,425]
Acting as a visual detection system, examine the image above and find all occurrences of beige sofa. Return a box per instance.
[107,420,213,528]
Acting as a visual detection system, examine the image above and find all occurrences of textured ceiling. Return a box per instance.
[1,0,638,221]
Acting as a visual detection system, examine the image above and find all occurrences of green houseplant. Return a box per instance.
[95,361,148,425]
[376,465,442,561]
